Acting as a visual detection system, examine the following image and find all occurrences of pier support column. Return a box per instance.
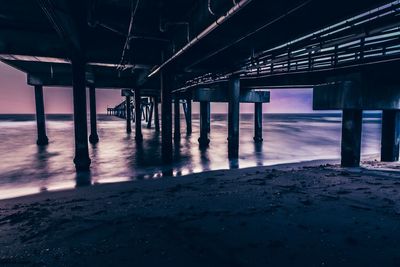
[254,102,263,142]
[34,85,49,146]
[72,59,91,171]
[126,96,132,134]
[381,110,400,162]
[341,109,362,167]
[154,96,160,132]
[147,99,154,129]
[135,89,143,142]
[228,76,240,158]
[88,85,99,144]
[174,97,181,140]
[198,101,210,147]
[186,98,192,135]
[161,71,173,163]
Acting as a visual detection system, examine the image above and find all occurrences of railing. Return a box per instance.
[176,0,400,91]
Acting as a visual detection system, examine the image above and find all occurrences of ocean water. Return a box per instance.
[0,113,382,199]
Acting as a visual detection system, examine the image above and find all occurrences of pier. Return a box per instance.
[0,0,399,170]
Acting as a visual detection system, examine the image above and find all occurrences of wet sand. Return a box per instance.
[0,161,399,267]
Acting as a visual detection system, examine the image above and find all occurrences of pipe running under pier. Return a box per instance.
[72,59,91,171]
[34,85,48,146]
[88,85,99,144]
[381,110,400,162]
[341,109,362,167]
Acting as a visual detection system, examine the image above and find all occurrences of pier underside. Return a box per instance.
[1,0,400,168]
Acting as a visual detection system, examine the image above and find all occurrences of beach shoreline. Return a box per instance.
[1,160,399,266]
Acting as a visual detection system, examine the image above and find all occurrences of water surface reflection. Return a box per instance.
[0,113,382,199]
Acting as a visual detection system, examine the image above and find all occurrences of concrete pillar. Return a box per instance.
[154,96,160,132]
[161,70,173,163]
[228,76,240,158]
[341,109,362,167]
[207,102,211,133]
[72,59,91,171]
[174,97,181,140]
[147,98,154,129]
[34,85,49,146]
[253,102,263,142]
[135,89,143,142]
[186,98,192,135]
[381,110,400,162]
[88,85,99,144]
[126,96,132,134]
[198,101,211,147]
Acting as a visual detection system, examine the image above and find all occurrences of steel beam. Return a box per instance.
[193,87,270,103]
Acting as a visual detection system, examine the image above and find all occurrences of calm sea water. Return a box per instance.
[0,113,382,199]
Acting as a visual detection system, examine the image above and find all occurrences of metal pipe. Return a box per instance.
[148,0,253,78]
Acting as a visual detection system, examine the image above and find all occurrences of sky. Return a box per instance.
[0,62,314,114]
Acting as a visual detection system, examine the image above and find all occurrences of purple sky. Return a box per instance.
[0,62,314,114]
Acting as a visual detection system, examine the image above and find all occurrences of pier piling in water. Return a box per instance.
[198,101,210,147]
[161,70,173,163]
[228,76,240,159]
[254,102,263,142]
[125,95,132,134]
[341,109,363,167]
[72,59,91,171]
[174,97,181,141]
[381,110,400,162]
[135,89,143,142]
[185,98,192,135]
[154,96,160,132]
[147,99,154,129]
[88,85,99,144]
[34,85,48,146]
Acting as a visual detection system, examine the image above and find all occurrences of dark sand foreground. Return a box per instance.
[0,161,400,267]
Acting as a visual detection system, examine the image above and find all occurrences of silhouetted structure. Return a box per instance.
[0,0,399,170]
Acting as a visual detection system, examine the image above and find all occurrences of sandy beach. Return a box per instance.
[0,160,399,267]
